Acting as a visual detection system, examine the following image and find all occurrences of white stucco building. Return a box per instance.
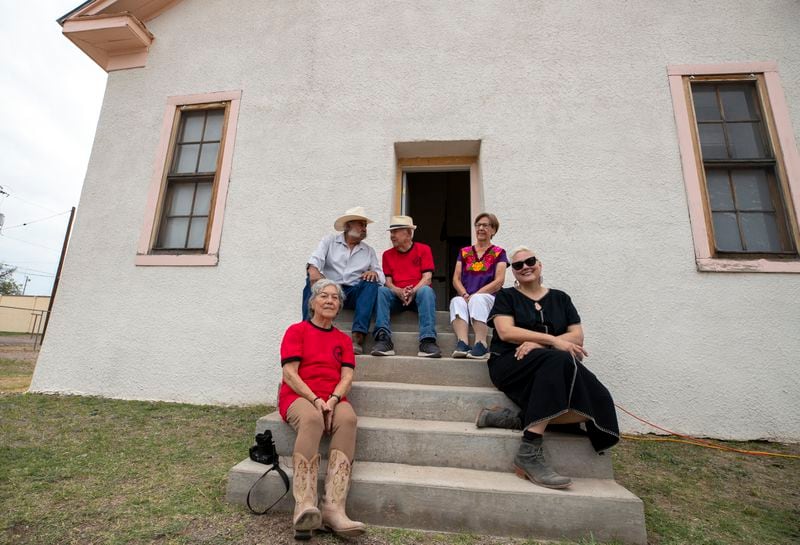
[31,0,800,441]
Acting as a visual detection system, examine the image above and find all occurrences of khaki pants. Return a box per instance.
[286,398,357,461]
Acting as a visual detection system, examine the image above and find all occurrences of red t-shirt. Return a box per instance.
[278,321,355,420]
[382,242,435,289]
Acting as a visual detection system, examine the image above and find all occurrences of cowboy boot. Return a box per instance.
[351,332,365,356]
[292,453,321,540]
[321,449,366,537]
[513,437,572,489]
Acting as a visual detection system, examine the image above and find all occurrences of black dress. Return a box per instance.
[487,287,619,452]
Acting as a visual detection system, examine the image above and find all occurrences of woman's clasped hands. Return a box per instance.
[312,396,339,433]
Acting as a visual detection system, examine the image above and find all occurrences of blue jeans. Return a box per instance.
[302,278,378,335]
[374,285,437,340]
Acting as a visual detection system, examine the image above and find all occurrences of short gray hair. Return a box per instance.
[509,245,535,262]
[307,279,346,318]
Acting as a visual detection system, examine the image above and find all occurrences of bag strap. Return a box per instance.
[246,463,290,515]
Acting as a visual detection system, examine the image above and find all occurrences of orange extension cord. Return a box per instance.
[615,403,800,460]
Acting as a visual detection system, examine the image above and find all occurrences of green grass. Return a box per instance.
[0,357,35,392]
[1,352,798,544]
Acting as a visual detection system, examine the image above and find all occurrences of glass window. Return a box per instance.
[154,106,226,252]
[691,81,795,255]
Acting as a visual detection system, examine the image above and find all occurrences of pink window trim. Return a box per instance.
[667,62,800,273]
[135,90,242,267]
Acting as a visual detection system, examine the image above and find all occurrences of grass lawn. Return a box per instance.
[1,355,798,544]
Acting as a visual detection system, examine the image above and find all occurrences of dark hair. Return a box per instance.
[474,212,499,234]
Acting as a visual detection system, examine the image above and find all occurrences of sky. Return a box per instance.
[0,1,107,296]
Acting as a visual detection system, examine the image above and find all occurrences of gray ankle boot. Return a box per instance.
[513,437,572,489]
[475,406,522,429]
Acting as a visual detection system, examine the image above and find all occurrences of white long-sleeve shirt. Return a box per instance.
[307,233,385,286]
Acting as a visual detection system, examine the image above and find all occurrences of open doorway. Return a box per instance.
[403,170,471,310]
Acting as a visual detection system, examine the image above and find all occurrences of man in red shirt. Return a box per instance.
[371,215,441,357]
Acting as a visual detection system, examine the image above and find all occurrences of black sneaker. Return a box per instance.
[417,338,441,358]
[371,331,395,356]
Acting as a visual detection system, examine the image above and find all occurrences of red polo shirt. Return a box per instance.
[278,321,355,420]
[382,242,435,288]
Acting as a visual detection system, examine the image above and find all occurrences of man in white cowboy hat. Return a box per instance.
[371,215,441,358]
[303,206,384,354]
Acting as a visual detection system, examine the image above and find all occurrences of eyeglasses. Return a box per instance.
[474,223,492,229]
[511,256,538,270]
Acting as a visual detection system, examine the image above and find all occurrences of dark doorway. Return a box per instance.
[405,170,471,310]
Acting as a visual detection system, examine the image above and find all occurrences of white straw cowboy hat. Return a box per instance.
[387,215,417,230]
[333,206,374,231]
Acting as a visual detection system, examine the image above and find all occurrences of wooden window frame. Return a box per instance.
[668,62,800,273]
[136,90,241,266]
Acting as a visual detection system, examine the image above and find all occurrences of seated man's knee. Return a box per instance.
[416,285,434,299]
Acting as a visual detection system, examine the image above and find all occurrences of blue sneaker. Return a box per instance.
[451,340,471,358]
[466,341,489,359]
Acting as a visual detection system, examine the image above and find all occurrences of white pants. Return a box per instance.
[449,293,495,325]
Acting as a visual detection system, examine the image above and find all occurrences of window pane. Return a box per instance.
[204,110,224,141]
[193,182,213,215]
[732,170,773,211]
[712,212,742,251]
[727,123,767,158]
[698,124,728,159]
[173,143,200,173]
[705,169,734,210]
[741,213,781,252]
[197,143,220,172]
[719,84,759,121]
[167,183,195,216]
[159,217,189,248]
[180,111,205,143]
[692,86,721,121]
[187,217,208,248]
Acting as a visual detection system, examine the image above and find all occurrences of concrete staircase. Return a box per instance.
[226,310,647,544]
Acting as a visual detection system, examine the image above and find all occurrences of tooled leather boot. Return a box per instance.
[351,332,365,356]
[513,437,572,489]
[321,449,366,537]
[292,453,321,540]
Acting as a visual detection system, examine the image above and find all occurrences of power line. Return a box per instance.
[11,265,57,277]
[2,210,71,230]
[6,194,61,214]
[0,233,61,252]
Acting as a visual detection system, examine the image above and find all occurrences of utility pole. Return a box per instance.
[22,275,30,295]
[41,206,76,344]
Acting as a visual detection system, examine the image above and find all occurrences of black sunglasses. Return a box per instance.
[511,256,538,270]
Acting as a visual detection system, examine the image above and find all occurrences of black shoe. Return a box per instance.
[513,437,572,489]
[475,406,522,429]
[417,338,441,358]
[370,331,395,356]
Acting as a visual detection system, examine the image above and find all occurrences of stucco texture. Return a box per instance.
[31,0,800,441]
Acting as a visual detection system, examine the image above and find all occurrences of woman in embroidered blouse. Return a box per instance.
[477,246,619,490]
[279,279,365,539]
[450,212,509,359]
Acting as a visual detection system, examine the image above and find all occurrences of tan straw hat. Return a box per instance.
[387,215,417,230]
[333,206,374,231]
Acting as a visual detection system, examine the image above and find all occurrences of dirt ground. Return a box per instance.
[0,334,39,392]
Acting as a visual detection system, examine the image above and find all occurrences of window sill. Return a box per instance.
[696,258,800,273]
[135,254,218,266]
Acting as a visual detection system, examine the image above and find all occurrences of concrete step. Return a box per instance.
[354,355,494,387]
[337,308,451,332]
[348,381,518,422]
[226,458,646,544]
[257,412,613,479]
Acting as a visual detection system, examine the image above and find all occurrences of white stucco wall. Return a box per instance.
[32,0,800,441]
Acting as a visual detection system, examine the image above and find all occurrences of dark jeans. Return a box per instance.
[301,277,379,334]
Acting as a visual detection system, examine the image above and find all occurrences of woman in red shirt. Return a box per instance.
[280,279,365,539]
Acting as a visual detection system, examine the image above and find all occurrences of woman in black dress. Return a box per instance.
[477,246,619,489]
